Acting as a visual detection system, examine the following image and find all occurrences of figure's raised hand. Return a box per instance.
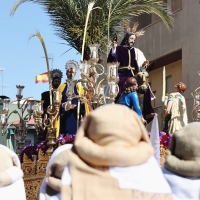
[141,117,147,125]
[143,60,150,68]
[163,111,169,119]
[145,113,156,120]
[112,41,118,50]
[70,104,77,109]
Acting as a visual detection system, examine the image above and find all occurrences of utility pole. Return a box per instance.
[0,68,5,95]
[41,55,54,70]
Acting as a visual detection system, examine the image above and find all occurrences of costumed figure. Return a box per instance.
[85,70,95,111]
[39,69,63,141]
[38,105,173,200]
[59,60,89,136]
[0,144,26,200]
[41,69,63,111]
[107,22,155,122]
[118,77,146,124]
[163,81,188,134]
[162,123,200,199]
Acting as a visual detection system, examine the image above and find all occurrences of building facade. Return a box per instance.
[133,0,200,124]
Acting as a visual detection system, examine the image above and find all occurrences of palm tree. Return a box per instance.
[10,0,173,58]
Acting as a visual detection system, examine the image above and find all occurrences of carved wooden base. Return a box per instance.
[22,145,168,199]
[24,175,44,200]
[22,150,49,200]
[160,144,168,166]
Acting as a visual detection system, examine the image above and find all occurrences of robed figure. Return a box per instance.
[59,60,89,135]
[40,69,63,141]
[107,22,155,122]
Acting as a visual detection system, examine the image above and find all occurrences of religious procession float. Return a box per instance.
[1,0,200,199]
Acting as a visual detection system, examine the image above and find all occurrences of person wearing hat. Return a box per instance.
[58,60,89,136]
[0,144,26,200]
[162,123,200,200]
[39,69,63,140]
[41,104,173,200]
[107,22,155,123]
[39,143,73,200]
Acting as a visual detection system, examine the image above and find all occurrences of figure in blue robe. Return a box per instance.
[59,82,86,135]
[118,92,143,117]
[118,77,146,124]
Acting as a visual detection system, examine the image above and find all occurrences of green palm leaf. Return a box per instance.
[11,0,174,56]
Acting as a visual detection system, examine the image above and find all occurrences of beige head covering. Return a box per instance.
[0,144,26,200]
[75,104,154,167]
[61,105,169,200]
[165,123,200,177]
[42,104,173,200]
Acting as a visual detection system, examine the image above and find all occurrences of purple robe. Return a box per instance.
[107,46,154,122]
[107,46,139,101]
[143,87,155,123]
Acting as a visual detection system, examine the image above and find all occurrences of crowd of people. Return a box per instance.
[1,105,199,200]
[0,23,193,200]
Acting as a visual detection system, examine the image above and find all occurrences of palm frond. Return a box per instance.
[11,0,174,56]
[29,32,52,92]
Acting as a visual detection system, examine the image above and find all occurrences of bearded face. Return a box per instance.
[128,34,136,47]
[52,78,61,89]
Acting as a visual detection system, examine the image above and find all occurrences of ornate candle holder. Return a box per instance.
[0,85,61,155]
[63,44,120,110]
[191,71,200,121]
[191,88,200,121]
[105,62,120,104]
[0,86,36,154]
[88,44,100,64]
[33,88,61,156]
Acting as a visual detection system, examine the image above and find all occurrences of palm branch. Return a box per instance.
[11,0,174,57]
[29,31,53,104]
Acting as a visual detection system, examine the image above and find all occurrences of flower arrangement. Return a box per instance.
[148,131,172,166]
[20,134,75,163]
[159,131,172,149]
[148,131,172,149]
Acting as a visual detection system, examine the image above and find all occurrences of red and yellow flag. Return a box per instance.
[35,72,49,84]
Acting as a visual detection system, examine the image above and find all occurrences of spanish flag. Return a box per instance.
[35,72,49,83]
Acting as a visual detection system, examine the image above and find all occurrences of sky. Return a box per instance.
[0,0,80,101]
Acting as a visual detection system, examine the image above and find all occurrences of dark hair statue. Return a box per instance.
[123,77,138,94]
[120,22,145,46]
[120,33,136,46]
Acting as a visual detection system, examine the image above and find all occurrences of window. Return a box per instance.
[25,139,32,146]
[131,13,152,30]
[25,134,35,145]
[171,0,182,12]
[163,0,182,12]
[132,0,182,28]
[166,76,173,94]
